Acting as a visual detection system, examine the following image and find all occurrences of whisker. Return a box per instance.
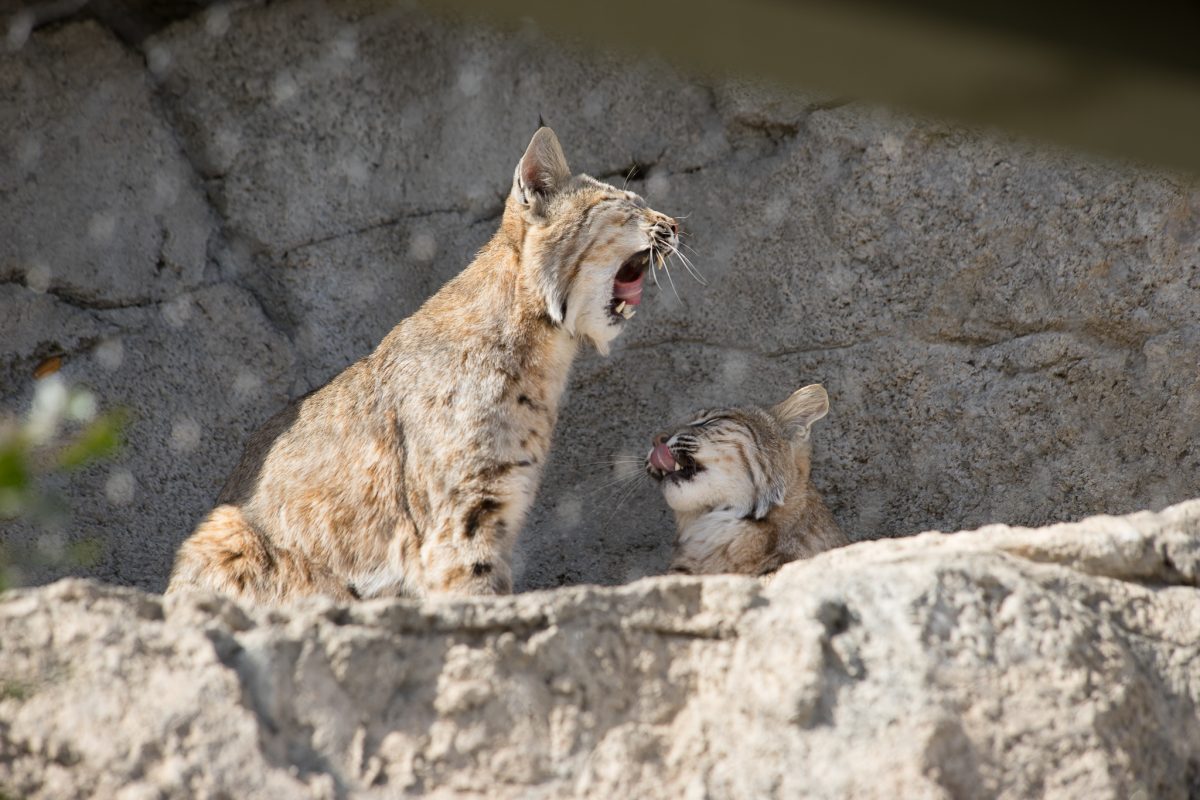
[572,459,647,468]
[585,468,646,494]
[622,164,638,191]
[675,249,708,286]
[662,257,682,302]
[603,477,647,524]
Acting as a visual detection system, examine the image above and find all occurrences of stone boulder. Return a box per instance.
[1,500,1198,798]
[1,2,1197,595]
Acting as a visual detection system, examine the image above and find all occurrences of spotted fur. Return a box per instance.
[168,128,679,603]
[646,384,849,575]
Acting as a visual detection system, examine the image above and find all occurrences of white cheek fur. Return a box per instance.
[562,227,649,355]
[662,458,756,516]
[563,272,621,355]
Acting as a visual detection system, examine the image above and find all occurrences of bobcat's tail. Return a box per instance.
[166,505,353,604]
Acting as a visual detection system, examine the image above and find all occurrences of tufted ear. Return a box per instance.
[772,384,829,440]
[511,127,571,213]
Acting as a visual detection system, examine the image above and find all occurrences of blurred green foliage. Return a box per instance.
[0,375,126,591]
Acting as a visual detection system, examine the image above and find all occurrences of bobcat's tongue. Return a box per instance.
[649,442,676,471]
[613,272,644,306]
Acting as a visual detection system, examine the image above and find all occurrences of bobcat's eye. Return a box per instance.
[691,416,725,429]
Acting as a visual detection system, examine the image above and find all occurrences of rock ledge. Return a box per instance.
[2,500,1198,799]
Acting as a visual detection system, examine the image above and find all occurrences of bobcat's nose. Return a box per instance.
[651,216,678,242]
[653,433,668,447]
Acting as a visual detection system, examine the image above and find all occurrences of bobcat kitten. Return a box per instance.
[645,384,848,575]
[168,128,679,603]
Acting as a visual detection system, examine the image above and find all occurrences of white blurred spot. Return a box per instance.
[646,171,671,200]
[204,5,231,37]
[698,121,727,162]
[213,127,243,168]
[582,89,606,119]
[6,11,32,51]
[162,295,193,328]
[332,27,357,60]
[27,374,67,445]
[0,488,23,518]
[880,134,903,160]
[399,104,424,133]
[612,453,644,482]
[272,71,299,105]
[515,16,540,42]
[554,495,582,531]
[622,563,653,584]
[25,261,50,293]
[169,418,202,454]
[456,66,483,97]
[510,545,527,586]
[105,470,136,506]
[67,389,98,423]
[466,182,491,212]
[153,171,180,208]
[37,532,64,562]
[408,231,436,262]
[17,136,41,169]
[346,270,378,303]
[88,211,118,243]
[233,368,263,401]
[763,197,789,226]
[341,155,369,187]
[95,338,124,371]
[146,44,172,77]
[719,351,748,388]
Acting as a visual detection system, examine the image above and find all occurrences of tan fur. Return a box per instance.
[168,128,678,603]
[646,384,849,576]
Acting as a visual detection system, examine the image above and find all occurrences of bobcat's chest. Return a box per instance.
[678,509,748,561]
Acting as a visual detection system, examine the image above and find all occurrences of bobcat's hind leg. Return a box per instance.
[167,505,355,604]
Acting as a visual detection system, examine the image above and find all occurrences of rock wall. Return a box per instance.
[1,500,1198,798]
[2,0,1199,592]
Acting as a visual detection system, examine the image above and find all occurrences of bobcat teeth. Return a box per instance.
[621,306,636,320]
[615,300,627,314]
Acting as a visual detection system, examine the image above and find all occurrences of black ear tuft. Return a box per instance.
[537,112,547,129]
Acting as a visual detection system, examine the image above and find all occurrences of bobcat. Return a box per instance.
[645,384,848,575]
[168,128,679,603]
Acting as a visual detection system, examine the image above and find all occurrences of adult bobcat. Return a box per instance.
[646,384,848,575]
[168,128,678,603]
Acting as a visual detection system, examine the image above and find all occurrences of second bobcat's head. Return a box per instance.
[508,127,679,354]
[646,385,831,519]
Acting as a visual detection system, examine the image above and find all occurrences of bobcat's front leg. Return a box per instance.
[421,498,515,595]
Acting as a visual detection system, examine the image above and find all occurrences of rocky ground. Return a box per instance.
[2,0,1198,592]
[2,499,1198,798]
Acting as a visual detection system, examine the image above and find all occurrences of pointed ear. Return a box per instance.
[512,127,571,211]
[772,384,829,439]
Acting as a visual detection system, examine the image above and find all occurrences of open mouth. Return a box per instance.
[609,250,651,322]
[645,441,701,482]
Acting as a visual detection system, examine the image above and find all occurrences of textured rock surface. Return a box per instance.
[1,0,1199,593]
[2,500,1198,798]
[0,19,215,307]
